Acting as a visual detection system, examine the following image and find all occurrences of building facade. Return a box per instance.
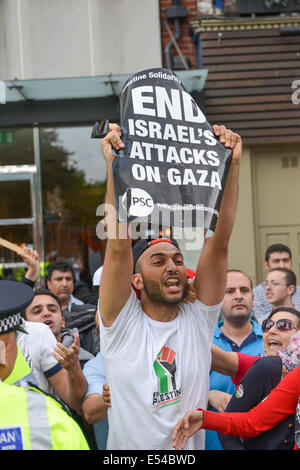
[0,0,163,285]
[0,0,206,285]
[159,0,300,285]
[1,0,300,288]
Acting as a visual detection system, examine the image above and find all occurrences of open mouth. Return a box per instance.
[267,340,281,350]
[164,277,181,292]
[43,320,54,329]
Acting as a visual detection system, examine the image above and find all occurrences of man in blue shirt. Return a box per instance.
[82,352,109,450]
[205,270,264,450]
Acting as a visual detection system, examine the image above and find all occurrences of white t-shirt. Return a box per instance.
[17,321,62,395]
[100,289,221,450]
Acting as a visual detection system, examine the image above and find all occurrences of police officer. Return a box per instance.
[0,280,89,450]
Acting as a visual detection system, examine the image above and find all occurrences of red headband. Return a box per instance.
[148,238,175,247]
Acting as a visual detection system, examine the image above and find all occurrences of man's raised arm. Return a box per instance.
[211,344,238,377]
[99,126,133,327]
[194,125,242,306]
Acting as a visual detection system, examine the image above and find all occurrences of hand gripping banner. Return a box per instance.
[113,67,232,232]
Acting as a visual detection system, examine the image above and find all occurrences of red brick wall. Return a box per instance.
[159,0,198,69]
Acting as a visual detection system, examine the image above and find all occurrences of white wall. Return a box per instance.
[0,0,162,80]
[227,146,257,285]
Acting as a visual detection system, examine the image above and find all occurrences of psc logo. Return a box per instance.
[121,188,154,217]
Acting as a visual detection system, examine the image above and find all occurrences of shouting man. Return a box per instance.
[99,123,242,450]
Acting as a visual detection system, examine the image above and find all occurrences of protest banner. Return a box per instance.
[112,67,232,233]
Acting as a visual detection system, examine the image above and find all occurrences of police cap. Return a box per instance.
[0,280,34,334]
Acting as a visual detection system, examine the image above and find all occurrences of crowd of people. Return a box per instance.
[1,122,300,451]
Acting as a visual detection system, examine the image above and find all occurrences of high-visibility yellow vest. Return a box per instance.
[4,346,33,386]
[39,261,50,278]
[13,267,26,282]
[0,382,89,450]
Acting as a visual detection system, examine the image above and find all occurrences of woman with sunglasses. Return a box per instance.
[208,307,300,450]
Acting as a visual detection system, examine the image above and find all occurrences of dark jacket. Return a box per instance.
[219,356,295,450]
[61,327,94,369]
[63,303,100,357]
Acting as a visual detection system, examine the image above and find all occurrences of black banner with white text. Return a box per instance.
[113,68,232,232]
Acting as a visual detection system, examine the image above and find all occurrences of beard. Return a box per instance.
[141,275,188,305]
[222,309,251,327]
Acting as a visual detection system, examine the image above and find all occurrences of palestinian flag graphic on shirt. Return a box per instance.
[153,346,181,409]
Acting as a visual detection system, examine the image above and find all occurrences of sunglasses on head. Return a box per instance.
[262,318,297,333]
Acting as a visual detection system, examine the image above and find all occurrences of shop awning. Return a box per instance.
[0,70,207,126]
[2,70,207,103]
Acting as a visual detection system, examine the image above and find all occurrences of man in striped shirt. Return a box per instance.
[253,243,300,324]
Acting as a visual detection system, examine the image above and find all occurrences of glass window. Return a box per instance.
[0,128,36,280]
[40,126,107,289]
[0,225,33,281]
[0,128,34,165]
[0,180,32,219]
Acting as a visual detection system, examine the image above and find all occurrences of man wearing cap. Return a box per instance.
[98,124,242,450]
[0,280,89,450]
